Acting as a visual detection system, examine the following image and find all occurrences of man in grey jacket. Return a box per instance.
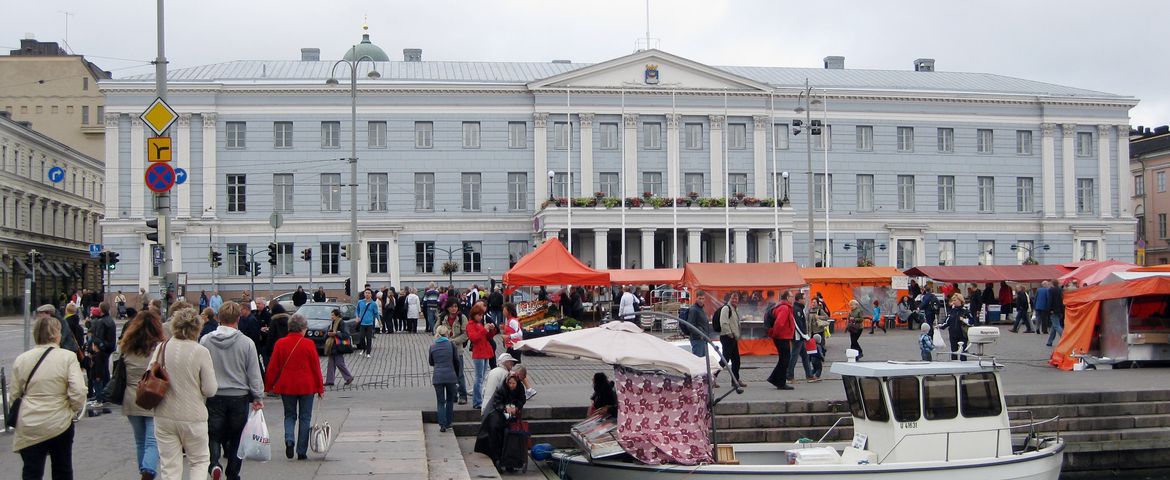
[200,301,264,480]
[686,290,711,358]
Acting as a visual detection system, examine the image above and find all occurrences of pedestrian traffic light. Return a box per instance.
[301,248,312,261]
[344,278,351,297]
[209,250,222,268]
[341,243,349,260]
[792,119,803,136]
[810,119,822,135]
[267,242,278,266]
[145,218,159,242]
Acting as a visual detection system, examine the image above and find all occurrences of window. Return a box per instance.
[1016,177,1034,213]
[856,125,873,151]
[813,125,832,151]
[415,173,434,211]
[1076,131,1093,156]
[96,106,104,123]
[1077,178,1094,214]
[227,243,248,276]
[774,124,790,150]
[415,121,433,148]
[897,126,914,152]
[1159,172,1166,192]
[599,172,619,197]
[368,241,388,274]
[82,77,89,90]
[1016,241,1034,265]
[923,375,958,420]
[977,129,994,153]
[227,174,246,212]
[508,122,527,149]
[643,122,661,150]
[81,106,89,125]
[462,121,481,148]
[553,122,570,149]
[978,176,995,212]
[553,172,570,198]
[684,173,704,197]
[728,173,748,196]
[685,123,703,150]
[274,122,293,148]
[979,240,995,265]
[462,173,481,210]
[507,172,527,211]
[856,239,875,266]
[1016,130,1033,155]
[938,240,956,266]
[508,241,529,267]
[320,174,341,212]
[600,123,619,150]
[415,241,435,273]
[898,175,915,212]
[960,373,1002,418]
[888,377,922,422]
[897,239,916,269]
[273,174,293,212]
[226,122,246,149]
[642,172,663,197]
[321,242,339,275]
[368,121,386,148]
[856,174,874,212]
[369,173,388,211]
[276,243,293,275]
[1135,174,1145,196]
[859,377,889,422]
[462,241,482,273]
[843,376,866,418]
[813,173,832,211]
[1080,240,1099,261]
[728,123,747,150]
[1160,214,1167,239]
[1137,214,1146,240]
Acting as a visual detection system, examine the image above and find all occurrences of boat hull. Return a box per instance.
[553,440,1064,480]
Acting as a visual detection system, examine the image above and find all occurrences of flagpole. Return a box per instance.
[620,88,627,269]
[567,87,573,256]
[672,89,678,268]
[723,90,730,263]
[771,91,779,261]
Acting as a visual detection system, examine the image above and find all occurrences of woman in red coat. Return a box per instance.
[465,303,497,409]
[264,313,324,460]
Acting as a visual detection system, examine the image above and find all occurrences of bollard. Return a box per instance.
[1,367,9,433]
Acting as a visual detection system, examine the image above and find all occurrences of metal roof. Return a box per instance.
[118,59,1125,98]
[830,360,999,377]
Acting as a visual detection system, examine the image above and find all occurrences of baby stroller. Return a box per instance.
[498,418,531,473]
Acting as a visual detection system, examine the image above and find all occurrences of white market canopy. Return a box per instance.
[514,321,720,377]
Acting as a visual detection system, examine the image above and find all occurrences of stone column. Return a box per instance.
[103,113,120,218]
[533,113,548,211]
[1117,125,1132,216]
[356,238,368,291]
[1041,123,1056,217]
[201,113,218,218]
[666,114,681,198]
[753,115,769,196]
[170,234,183,277]
[640,228,655,269]
[755,231,771,263]
[1062,124,1077,217]
[578,113,594,195]
[388,233,401,287]
[780,230,794,262]
[593,229,608,270]
[1096,124,1112,218]
[709,115,725,198]
[176,113,191,218]
[622,114,639,197]
[139,239,151,288]
[130,117,145,218]
[687,229,702,263]
[734,228,749,263]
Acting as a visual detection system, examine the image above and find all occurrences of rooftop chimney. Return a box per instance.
[823,56,845,69]
[403,48,422,62]
[913,58,935,72]
[300,48,320,61]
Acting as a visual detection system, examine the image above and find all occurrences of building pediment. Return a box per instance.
[527,49,772,92]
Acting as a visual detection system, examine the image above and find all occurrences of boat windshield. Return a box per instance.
[842,376,890,422]
[923,374,958,420]
[887,377,921,422]
[959,372,1003,418]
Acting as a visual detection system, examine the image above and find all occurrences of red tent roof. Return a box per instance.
[681,262,804,291]
[903,264,1070,283]
[1058,259,1138,286]
[801,266,905,284]
[605,268,684,285]
[503,239,610,287]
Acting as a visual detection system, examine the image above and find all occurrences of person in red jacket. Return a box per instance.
[466,303,497,409]
[766,291,796,390]
[264,313,324,460]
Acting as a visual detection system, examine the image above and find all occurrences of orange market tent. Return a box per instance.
[1058,259,1138,286]
[801,267,907,331]
[1050,276,1170,370]
[904,264,1070,283]
[606,268,684,286]
[681,262,805,356]
[503,239,610,288]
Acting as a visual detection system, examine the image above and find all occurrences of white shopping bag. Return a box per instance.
[932,327,947,350]
[309,400,331,454]
[238,409,272,462]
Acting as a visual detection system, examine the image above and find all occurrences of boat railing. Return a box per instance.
[874,415,1061,464]
[816,416,854,444]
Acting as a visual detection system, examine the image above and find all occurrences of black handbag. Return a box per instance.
[103,354,127,405]
[6,348,54,429]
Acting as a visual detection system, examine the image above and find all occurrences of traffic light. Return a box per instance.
[209,250,223,268]
[145,218,159,242]
[301,248,312,262]
[344,278,351,297]
[267,242,278,266]
[792,119,803,136]
[251,261,261,277]
[340,243,349,260]
[98,251,108,267]
[28,250,43,264]
[810,119,822,136]
[107,251,120,270]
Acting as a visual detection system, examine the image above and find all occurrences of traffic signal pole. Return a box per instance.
[153,0,172,318]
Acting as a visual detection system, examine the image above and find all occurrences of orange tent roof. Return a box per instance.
[903,264,1070,283]
[605,268,684,285]
[681,262,804,291]
[1058,259,1138,285]
[502,239,610,287]
[1131,265,1170,273]
[800,266,905,284]
[1051,276,1170,370]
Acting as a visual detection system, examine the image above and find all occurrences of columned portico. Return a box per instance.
[687,229,702,263]
[734,228,749,263]
[755,231,771,262]
[640,228,655,270]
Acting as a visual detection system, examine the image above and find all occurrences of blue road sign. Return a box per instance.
[89,243,102,258]
[144,163,175,193]
[152,245,164,266]
[175,167,188,185]
[48,166,65,183]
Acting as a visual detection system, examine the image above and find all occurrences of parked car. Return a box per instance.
[651,287,689,304]
[274,290,338,313]
[295,303,360,352]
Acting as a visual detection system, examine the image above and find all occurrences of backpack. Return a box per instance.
[763,303,777,331]
[712,305,725,333]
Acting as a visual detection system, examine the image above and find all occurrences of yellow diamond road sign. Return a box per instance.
[140,97,178,136]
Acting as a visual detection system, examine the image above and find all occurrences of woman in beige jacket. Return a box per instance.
[152,308,218,480]
[11,315,87,480]
[119,310,166,480]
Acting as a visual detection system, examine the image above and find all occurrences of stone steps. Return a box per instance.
[424,423,472,480]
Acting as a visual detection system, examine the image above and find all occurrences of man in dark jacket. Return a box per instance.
[685,290,711,358]
[766,291,795,390]
[1047,280,1065,347]
[89,302,118,403]
[787,293,813,382]
[313,287,327,303]
[1011,285,1032,333]
[486,286,504,326]
[292,286,308,308]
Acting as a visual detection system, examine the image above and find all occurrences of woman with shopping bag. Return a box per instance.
[264,313,325,460]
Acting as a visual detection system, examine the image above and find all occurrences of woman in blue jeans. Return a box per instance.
[428,324,460,431]
[119,310,165,479]
[265,314,325,459]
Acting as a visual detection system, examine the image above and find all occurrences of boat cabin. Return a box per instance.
[829,361,1012,464]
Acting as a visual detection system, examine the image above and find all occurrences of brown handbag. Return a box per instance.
[135,340,170,409]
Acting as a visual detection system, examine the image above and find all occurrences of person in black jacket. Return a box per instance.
[89,302,118,404]
[588,372,617,417]
[312,287,327,303]
[1047,280,1066,347]
[292,286,308,309]
[474,372,528,464]
[1011,285,1032,333]
[942,294,970,361]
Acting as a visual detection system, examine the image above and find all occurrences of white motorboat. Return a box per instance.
[553,360,1064,480]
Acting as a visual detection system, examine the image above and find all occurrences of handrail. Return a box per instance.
[816,416,853,444]
[874,416,1061,465]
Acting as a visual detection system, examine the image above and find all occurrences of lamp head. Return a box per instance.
[811,98,823,106]
[793,106,806,114]
[547,170,555,179]
[781,171,789,179]
[325,77,340,86]
[367,69,381,79]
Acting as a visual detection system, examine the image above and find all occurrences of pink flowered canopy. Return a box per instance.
[615,367,712,465]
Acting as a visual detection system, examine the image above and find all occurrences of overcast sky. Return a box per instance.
[6,0,1166,127]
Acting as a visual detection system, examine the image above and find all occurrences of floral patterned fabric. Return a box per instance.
[615,366,713,465]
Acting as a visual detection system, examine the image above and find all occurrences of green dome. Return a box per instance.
[343,32,389,62]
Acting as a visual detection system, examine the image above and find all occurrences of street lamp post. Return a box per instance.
[428,245,473,286]
[547,169,556,201]
[793,80,823,267]
[1010,243,1051,264]
[327,51,380,303]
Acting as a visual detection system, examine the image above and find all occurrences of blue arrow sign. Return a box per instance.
[48,166,65,183]
[175,168,188,185]
[89,243,102,258]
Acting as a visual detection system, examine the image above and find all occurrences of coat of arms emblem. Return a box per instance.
[644,64,659,85]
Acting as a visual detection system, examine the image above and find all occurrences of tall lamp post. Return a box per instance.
[327,52,380,295]
[793,80,822,267]
[428,244,473,286]
[1010,243,1050,264]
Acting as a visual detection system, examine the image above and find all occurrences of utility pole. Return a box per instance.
[153,0,171,317]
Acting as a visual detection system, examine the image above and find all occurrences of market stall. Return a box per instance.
[503,239,610,335]
[904,264,1071,284]
[1058,259,1138,286]
[681,262,805,356]
[801,266,907,332]
[1050,275,1170,370]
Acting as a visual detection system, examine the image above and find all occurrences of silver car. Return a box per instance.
[295,303,360,352]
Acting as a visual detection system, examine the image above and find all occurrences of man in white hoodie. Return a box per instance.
[201,301,265,480]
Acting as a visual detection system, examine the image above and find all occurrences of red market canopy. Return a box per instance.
[503,239,610,287]
[681,262,804,292]
[605,268,684,286]
[1058,259,1139,286]
[1050,276,1170,370]
[800,266,906,284]
[903,264,1071,283]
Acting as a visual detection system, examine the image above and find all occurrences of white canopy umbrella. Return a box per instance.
[514,321,721,377]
